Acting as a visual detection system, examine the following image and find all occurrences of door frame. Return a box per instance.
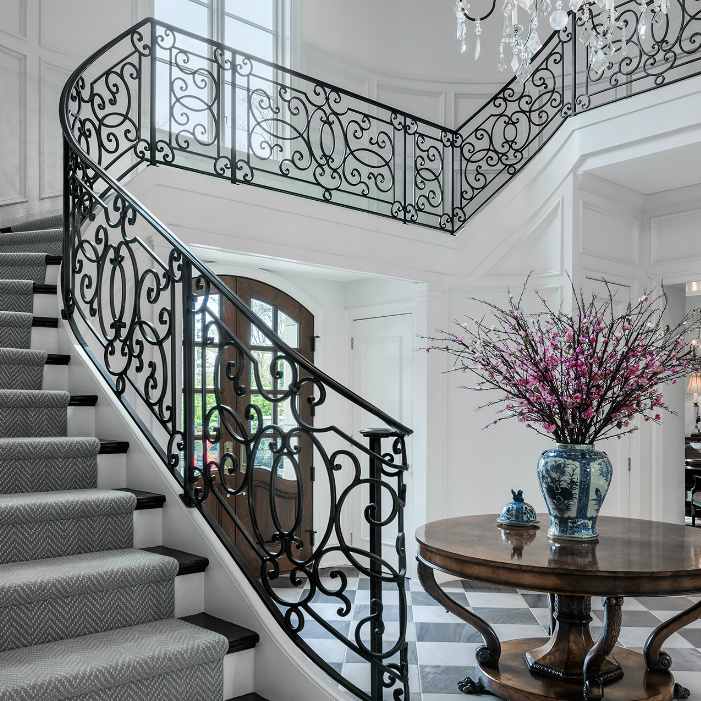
[345,299,423,578]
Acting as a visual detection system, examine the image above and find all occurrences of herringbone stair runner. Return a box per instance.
[0,215,229,700]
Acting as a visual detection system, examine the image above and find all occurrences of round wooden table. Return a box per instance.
[416,514,701,701]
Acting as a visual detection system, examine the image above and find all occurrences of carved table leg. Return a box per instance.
[417,559,500,695]
[583,596,624,701]
[644,598,701,700]
[527,594,623,684]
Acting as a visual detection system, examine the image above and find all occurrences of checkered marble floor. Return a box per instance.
[273,568,701,700]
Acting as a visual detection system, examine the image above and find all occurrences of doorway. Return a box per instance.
[193,276,315,575]
[350,311,414,574]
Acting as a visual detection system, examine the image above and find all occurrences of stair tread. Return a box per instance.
[0,489,136,525]
[179,612,259,654]
[0,435,100,457]
[0,618,228,696]
[46,255,62,264]
[115,488,165,511]
[142,545,209,575]
[0,548,178,606]
[32,283,57,294]
[226,695,272,701]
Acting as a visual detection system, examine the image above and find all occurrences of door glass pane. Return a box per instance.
[277,311,298,348]
[194,346,219,388]
[249,394,273,434]
[251,350,274,390]
[251,299,273,345]
[194,294,220,341]
[226,0,274,29]
[194,391,219,435]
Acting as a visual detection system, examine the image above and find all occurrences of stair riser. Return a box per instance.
[67,404,96,436]
[97,452,127,489]
[134,508,163,549]
[44,264,59,286]
[41,364,68,391]
[174,572,204,618]
[32,294,59,317]
[0,581,174,652]
[224,648,255,699]
[0,513,132,564]
[30,326,57,353]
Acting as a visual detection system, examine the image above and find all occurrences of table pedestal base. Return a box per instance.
[525,594,623,684]
[478,639,674,701]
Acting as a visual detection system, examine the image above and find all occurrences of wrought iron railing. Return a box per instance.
[62,3,701,240]
[60,19,410,701]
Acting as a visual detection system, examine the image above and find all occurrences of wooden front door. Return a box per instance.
[193,276,315,576]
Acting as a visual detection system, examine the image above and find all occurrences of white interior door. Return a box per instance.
[583,277,632,517]
[350,312,414,576]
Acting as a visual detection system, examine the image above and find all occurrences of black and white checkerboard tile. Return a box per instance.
[273,568,701,700]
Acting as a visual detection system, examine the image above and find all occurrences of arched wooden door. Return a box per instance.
[193,276,315,576]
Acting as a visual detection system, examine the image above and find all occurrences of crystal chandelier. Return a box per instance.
[453,0,670,81]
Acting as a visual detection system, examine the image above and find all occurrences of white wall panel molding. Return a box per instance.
[0,44,27,206]
[580,201,640,267]
[376,83,445,126]
[0,0,27,40]
[39,60,70,200]
[303,53,370,98]
[477,198,563,279]
[650,209,701,266]
[454,91,498,128]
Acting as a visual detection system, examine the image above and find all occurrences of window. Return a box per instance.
[153,0,288,66]
[153,0,291,156]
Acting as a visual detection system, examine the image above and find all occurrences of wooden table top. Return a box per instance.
[416,514,701,597]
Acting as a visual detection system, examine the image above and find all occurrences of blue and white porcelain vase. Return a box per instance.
[537,443,612,541]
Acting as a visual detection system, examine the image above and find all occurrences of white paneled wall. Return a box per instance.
[0,0,146,225]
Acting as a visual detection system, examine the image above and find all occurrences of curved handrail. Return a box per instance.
[59,18,410,437]
[60,18,411,701]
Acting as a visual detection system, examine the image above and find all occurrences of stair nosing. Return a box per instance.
[33,283,57,295]
[179,612,260,655]
[68,394,98,407]
[115,488,165,511]
[141,545,209,575]
[32,316,58,328]
[99,440,129,454]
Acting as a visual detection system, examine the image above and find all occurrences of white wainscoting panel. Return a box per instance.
[40,61,70,199]
[0,45,26,205]
[0,0,27,39]
[650,209,701,266]
[376,84,445,125]
[39,0,135,59]
[483,199,562,278]
[581,201,639,266]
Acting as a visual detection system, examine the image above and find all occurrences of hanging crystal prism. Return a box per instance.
[639,4,647,37]
[474,19,482,59]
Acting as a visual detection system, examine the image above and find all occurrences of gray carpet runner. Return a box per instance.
[0,281,34,314]
[0,214,228,699]
[0,348,47,389]
[6,213,63,232]
[0,252,48,284]
[0,311,33,349]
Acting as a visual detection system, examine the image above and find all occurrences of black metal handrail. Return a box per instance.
[60,18,410,701]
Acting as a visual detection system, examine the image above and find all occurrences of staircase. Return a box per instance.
[0,215,266,701]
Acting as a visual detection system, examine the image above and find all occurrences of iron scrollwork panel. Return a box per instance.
[185,274,410,701]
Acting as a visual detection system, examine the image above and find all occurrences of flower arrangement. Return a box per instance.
[427,281,698,444]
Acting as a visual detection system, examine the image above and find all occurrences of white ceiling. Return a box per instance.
[585,142,701,195]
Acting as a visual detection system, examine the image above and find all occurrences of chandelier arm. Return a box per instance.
[461,2,500,23]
